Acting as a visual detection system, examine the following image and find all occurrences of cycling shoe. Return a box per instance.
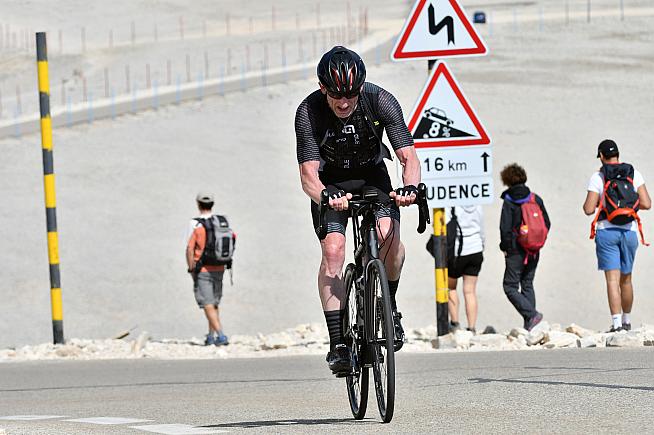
[393,312,405,352]
[326,344,353,375]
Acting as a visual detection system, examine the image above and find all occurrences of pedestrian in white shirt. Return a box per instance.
[446,205,485,334]
[583,140,651,332]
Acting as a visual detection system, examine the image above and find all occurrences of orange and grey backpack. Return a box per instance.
[193,215,236,269]
[590,163,648,245]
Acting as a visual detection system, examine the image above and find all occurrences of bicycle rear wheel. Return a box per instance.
[343,264,369,420]
[367,259,395,423]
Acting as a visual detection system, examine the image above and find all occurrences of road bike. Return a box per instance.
[318,183,429,423]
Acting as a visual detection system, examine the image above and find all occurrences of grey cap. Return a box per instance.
[196,192,214,204]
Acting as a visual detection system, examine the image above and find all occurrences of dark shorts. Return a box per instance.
[310,164,400,240]
[448,252,484,278]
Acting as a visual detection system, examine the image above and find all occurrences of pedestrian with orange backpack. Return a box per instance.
[499,163,550,331]
[583,140,650,332]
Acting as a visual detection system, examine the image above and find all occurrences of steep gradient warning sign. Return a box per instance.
[391,0,488,61]
[407,61,490,148]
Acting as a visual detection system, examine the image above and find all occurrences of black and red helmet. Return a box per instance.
[317,46,366,98]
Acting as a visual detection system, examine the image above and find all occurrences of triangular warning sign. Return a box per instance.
[407,61,490,148]
[391,0,488,61]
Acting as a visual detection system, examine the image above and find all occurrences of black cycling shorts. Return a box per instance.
[310,164,400,240]
[448,252,484,278]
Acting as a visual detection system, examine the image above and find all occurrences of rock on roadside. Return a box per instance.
[470,334,510,349]
[526,321,551,346]
[606,332,642,348]
[543,331,580,349]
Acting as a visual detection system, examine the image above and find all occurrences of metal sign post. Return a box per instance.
[394,0,491,337]
[427,59,449,336]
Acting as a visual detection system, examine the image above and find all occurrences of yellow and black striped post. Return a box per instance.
[432,208,449,336]
[36,32,64,344]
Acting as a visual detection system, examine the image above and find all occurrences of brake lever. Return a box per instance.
[317,189,330,239]
[417,183,430,234]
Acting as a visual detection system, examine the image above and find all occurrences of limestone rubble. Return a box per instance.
[1,322,652,362]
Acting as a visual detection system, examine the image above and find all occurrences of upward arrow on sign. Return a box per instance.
[391,0,488,61]
[481,152,489,172]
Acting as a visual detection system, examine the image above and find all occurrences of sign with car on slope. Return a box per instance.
[407,61,490,148]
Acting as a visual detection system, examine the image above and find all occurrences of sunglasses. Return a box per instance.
[326,89,360,99]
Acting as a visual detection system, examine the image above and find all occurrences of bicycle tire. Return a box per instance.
[343,264,369,420]
[367,259,395,423]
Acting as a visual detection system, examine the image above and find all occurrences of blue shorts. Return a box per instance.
[595,228,638,274]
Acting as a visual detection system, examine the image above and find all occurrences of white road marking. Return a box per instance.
[64,417,153,425]
[131,424,228,434]
[0,415,67,421]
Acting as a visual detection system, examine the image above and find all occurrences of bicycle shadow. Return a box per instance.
[201,417,377,429]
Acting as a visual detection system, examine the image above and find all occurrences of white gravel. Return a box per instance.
[2,322,653,362]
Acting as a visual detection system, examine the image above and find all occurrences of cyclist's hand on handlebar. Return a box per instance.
[390,185,418,207]
[328,189,353,211]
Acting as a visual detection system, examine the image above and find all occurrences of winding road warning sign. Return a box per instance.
[407,61,490,148]
[391,0,488,61]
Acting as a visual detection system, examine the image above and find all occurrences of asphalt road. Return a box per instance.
[1,348,653,434]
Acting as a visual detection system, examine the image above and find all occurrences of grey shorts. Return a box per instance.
[193,271,224,308]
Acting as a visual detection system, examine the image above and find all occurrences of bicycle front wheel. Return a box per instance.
[343,264,369,420]
[367,259,395,423]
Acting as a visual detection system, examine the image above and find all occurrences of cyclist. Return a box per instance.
[295,46,421,375]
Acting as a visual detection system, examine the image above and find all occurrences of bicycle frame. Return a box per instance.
[348,199,388,366]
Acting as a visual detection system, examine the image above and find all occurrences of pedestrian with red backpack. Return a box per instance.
[499,163,550,330]
[583,140,651,332]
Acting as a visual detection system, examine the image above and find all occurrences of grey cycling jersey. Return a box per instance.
[295,82,413,168]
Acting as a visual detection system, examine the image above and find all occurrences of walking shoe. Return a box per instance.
[393,312,405,352]
[527,312,543,331]
[466,327,476,335]
[204,333,217,346]
[608,326,624,333]
[215,331,229,346]
[326,344,352,375]
[622,323,632,331]
[449,321,461,332]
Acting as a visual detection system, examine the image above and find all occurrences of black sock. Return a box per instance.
[324,310,345,350]
[388,279,399,312]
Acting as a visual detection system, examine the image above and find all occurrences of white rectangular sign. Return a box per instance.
[423,176,494,208]
[417,146,492,180]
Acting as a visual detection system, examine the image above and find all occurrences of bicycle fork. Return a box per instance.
[361,223,381,367]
